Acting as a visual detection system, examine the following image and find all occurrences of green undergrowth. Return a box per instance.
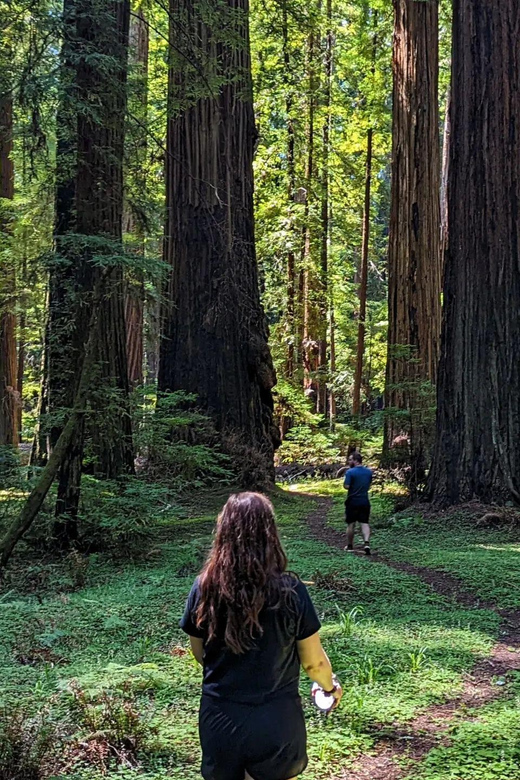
[407,674,520,780]
[298,478,520,609]
[0,485,517,779]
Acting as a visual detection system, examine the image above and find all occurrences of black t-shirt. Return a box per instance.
[179,575,321,704]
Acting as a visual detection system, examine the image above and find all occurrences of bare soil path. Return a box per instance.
[304,496,520,780]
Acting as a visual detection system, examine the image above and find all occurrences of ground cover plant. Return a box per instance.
[308,478,520,610]
[1,480,519,779]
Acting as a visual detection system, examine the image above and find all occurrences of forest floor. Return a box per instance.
[0,480,519,780]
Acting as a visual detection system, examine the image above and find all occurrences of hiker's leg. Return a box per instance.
[346,523,356,547]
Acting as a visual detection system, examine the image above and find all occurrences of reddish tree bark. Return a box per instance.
[429,0,520,504]
[47,0,133,545]
[159,0,278,485]
[384,0,442,472]
[440,86,451,271]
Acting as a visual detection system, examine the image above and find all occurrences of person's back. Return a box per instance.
[343,452,373,554]
[180,492,342,780]
[181,574,319,704]
[344,464,372,506]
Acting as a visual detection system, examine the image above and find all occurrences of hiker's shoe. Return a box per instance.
[344,545,354,553]
[364,545,371,556]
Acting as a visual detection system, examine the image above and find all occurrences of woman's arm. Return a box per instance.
[297,632,342,706]
[189,636,204,665]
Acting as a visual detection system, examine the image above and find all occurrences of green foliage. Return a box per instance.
[0,446,21,487]
[1,480,515,780]
[415,701,520,780]
[76,476,172,554]
[67,682,158,771]
[407,647,428,674]
[277,424,342,465]
[0,706,61,780]
[336,604,364,636]
[273,379,317,428]
[131,389,233,489]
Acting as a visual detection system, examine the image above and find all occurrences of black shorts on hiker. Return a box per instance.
[199,695,308,780]
[345,502,370,525]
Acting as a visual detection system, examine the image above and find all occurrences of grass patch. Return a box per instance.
[0,483,516,779]
[408,675,520,779]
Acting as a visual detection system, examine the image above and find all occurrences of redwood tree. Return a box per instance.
[124,1,149,387]
[0,92,19,447]
[48,0,133,543]
[159,0,278,483]
[429,0,520,504]
[384,0,441,472]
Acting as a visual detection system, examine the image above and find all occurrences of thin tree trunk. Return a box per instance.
[283,0,296,381]
[16,143,29,443]
[317,0,333,416]
[429,0,520,505]
[159,0,278,486]
[124,2,148,387]
[16,252,27,442]
[301,24,317,405]
[440,85,451,274]
[0,289,101,568]
[352,127,373,416]
[384,0,441,478]
[329,290,336,429]
[0,91,19,448]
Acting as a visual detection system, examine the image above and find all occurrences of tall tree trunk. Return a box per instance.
[429,0,520,505]
[329,291,336,429]
[317,0,333,417]
[352,127,373,417]
[0,92,19,448]
[159,0,278,486]
[440,85,451,272]
[124,2,149,387]
[384,0,441,477]
[282,0,296,382]
[301,24,318,407]
[47,0,81,537]
[75,0,133,478]
[49,0,133,546]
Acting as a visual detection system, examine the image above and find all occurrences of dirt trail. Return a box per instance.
[305,496,520,780]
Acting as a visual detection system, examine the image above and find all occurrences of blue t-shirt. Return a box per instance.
[344,465,372,506]
[180,575,321,704]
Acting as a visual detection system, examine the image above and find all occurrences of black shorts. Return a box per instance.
[199,695,307,780]
[345,502,371,525]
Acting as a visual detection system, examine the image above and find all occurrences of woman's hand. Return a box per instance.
[330,680,343,710]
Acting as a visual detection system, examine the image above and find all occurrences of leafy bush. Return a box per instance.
[277,425,341,465]
[76,476,172,553]
[131,388,233,488]
[0,706,61,780]
[0,446,20,487]
[273,379,316,428]
[66,682,157,772]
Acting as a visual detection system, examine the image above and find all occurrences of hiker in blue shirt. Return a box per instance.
[344,451,373,555]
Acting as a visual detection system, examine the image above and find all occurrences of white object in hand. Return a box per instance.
[311,676,339,712]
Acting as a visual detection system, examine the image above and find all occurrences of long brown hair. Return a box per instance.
[195,492,290,654]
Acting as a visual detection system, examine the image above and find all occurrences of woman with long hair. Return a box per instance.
[180,492,342,780]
